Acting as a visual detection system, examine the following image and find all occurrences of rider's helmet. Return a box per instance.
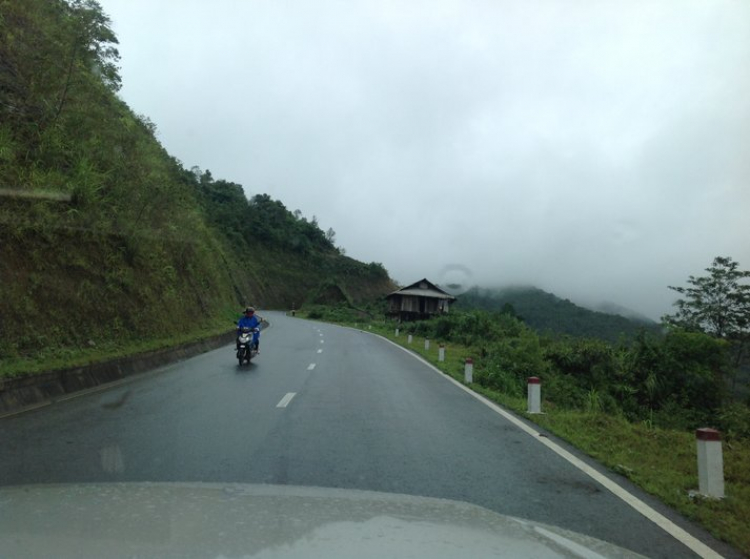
[244,306,255,314]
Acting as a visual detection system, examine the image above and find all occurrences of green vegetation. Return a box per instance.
[390,310,744,436]
[0,318,234,378]
[0,0,394,377]
[457,286,660,343]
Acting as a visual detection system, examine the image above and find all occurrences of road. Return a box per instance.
[0,312,738,558]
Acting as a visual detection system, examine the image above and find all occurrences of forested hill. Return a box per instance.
[456,286,660,342]
[0,0,394,366]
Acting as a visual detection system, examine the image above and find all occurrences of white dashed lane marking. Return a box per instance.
[276,393,296,408]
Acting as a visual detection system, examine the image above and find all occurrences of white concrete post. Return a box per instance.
[368,325,372,330]
[464,358,473,383]
[438,344,445,362]
[424,338,430,350]
[408,334,413,344]
[395,328,400,337]
[696,428,724,498]
[527,377,541,414]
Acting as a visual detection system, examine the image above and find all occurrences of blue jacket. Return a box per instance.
[237,314,261,331]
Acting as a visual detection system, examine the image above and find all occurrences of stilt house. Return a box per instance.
[386,278,457,321]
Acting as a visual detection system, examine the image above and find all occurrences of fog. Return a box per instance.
[101,0,750,320]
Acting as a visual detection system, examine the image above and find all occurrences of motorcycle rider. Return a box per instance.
[237,306,262,352]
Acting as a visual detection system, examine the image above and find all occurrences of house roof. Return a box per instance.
[386,278,457,301]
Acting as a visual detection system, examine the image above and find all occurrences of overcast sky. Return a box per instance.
[100,0,749,320]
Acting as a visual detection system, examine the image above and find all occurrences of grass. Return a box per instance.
[307,315,750,556]
[526,412,750,556]
[0,317,234,378]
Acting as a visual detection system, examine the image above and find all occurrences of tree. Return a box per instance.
[54,0,122,121]
[664,257,750,339]
[65,0,122,92]
[664,256,750,396]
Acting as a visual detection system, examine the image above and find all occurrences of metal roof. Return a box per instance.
[390,288,455,300]
[386,278,457,301]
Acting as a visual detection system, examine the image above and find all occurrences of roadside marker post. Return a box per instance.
[464,358,473,383]
[424,338,430,351]
[438,344,445,362]
[395,328,399,337]
[696,428,725,499]
[527,377,542,414]
[408,334,413,344]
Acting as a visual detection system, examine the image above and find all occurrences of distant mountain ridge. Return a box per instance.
[455,286,659,343]
[589,301,656,324]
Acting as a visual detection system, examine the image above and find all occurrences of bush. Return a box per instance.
[544,374,587,409]
[484,329,548,383]
[544,338,619,390]
[648,399,712,432]
[477,366,524,397]
[717,403,750,440]
[406,310,526,347]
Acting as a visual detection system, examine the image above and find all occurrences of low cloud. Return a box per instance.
[104,0,750,319]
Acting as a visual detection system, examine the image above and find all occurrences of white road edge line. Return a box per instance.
[276,393,296,408]
[307,363,316,371]
[379,335,724,559]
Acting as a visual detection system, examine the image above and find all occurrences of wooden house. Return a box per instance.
[386,278,457,321]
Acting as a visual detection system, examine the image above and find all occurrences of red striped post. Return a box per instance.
[527,377,541,414]
[696,428,724,498]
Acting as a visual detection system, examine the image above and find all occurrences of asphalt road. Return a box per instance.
[0,312,739,558]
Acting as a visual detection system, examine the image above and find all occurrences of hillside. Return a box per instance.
[456,286,659,342]
[0,0,394,370]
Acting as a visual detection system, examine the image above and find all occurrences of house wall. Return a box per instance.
[401,296,419,313]
[424,298,439,314]
[387,294,453,317]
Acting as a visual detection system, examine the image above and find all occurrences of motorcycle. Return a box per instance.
[236,326,259,366]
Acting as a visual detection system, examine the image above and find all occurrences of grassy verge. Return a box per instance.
[0,314,236,379]
[306,313,750,556]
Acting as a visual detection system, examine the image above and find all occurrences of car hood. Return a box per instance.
[0,482,645,558]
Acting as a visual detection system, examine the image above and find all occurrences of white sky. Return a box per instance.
[100,0,750,319]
